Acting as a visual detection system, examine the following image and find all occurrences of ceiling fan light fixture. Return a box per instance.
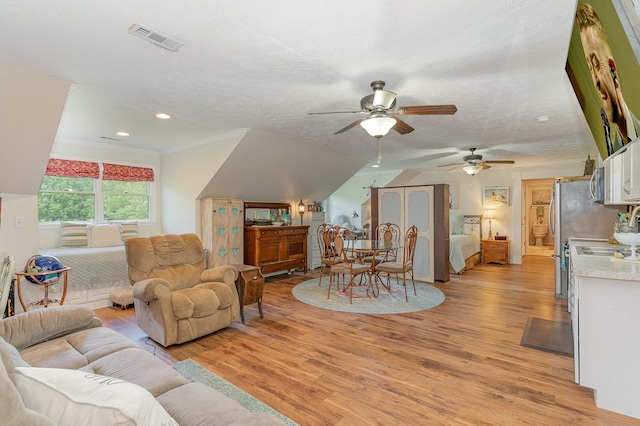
[463,164,482,176]
[360,116,396,138]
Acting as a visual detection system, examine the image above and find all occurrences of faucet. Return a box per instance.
[627,205,640,229]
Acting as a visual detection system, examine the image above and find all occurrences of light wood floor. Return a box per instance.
[94,257,639,425]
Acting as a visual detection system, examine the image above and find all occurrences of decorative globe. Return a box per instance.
[24,255,64,285]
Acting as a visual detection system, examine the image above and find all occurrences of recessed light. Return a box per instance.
[155,113,171,120]
[115,131,130,137]
[536,115,550,123]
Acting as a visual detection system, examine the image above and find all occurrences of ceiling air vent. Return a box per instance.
[128,24,184,52]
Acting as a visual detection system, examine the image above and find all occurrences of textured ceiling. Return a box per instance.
[0,0,599,173]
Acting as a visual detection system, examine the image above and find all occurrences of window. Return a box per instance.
[39,176,96,222]
[103,180,149,221]
[38,159,154,223]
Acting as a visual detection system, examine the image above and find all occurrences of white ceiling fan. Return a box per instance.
[439,148,515,176]
[308,80,457,138]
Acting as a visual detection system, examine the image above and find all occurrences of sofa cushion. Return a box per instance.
[157,382,285,426]
[83,347,189,398]
[0,361,56,426]
[0,305,102,351]
[14,367,178,426]
[0,336,29,375]
[172,288,222,319]
[196,281,235,309]
[19,326,138,369]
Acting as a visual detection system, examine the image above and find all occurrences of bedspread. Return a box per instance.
[450,232,481,273]
[39,246,129,292]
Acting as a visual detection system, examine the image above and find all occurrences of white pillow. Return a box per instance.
[59,221,89,247]
[14,367,178,426]
[87,224,123,247]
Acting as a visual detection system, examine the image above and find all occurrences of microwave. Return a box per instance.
[589,167,605,203]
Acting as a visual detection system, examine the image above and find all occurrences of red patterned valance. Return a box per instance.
[103,163,154,182]
[45,159,100,179]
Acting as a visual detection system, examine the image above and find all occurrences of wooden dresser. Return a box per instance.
[244,225,309,275]
[482,239,509,265]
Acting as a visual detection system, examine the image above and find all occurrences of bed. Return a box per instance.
[450,215,482,274]
[36,246,130,308]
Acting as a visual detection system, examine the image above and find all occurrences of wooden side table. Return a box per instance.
[482,239,509,265]
[232,264,264,323]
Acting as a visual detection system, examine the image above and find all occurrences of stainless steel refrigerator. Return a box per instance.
[550,179,621,299]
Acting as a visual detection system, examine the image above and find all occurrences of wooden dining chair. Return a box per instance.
[375,225,418,302]
[328,232,372,303]
[363,222,401,266]
[317,224,342,287]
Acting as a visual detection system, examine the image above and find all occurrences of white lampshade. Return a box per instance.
[360,116,397,138]
[484,209,497,219]
[463,164,482,176]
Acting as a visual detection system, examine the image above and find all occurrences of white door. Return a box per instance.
[378,186,434,282]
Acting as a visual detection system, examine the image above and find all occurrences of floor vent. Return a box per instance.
[128,24,184,52]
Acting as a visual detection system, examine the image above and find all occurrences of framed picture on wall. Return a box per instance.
[483,187,509,207]
[531,189,551,205]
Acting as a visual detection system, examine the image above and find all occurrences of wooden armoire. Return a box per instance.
[371,184,450,282]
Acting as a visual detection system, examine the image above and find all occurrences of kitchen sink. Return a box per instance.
[575,245,631,257]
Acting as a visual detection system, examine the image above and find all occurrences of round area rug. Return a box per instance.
[292,277,445,314]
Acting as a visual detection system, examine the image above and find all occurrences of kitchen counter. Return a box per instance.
[569,238,640,281]
[568,237,640,420]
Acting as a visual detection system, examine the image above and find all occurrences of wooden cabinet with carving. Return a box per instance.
[201,198,244,268]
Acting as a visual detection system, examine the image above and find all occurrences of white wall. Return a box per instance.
[327,161,586,264]
[0,194,40,268]
[160,131,245,235]
[325,169,402,229]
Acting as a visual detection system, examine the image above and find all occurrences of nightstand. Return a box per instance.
[482,239,509,265]
[232,264,265,323]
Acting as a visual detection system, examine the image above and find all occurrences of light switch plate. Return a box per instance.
[14,216,25,228]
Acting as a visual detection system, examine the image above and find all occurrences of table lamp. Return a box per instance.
[484,209,497,239]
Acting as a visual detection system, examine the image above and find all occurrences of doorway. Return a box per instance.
[522,178,555,257]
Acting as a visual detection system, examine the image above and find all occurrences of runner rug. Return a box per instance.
[292,277,445,314]
[520,317,574,357]
[172,359,297,425]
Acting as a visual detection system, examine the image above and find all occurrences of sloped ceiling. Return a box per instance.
[0,63,71,194]
[198,129,368,203]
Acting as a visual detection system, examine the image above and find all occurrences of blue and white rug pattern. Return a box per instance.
[292,277,445,314]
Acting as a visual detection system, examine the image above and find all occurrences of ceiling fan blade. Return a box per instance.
[485,160,515,164]
[438,163,463,168]
[480,163,492,170]
[396,105,458,115]
[392,117,415,134]
[334,120,363,135]
[307,110,363,115]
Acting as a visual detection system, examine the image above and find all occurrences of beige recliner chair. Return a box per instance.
[125,233,239,347]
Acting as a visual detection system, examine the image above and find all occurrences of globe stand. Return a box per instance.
[15,267,70,311]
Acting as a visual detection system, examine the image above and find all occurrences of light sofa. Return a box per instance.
[125,233,240,347]
[0,305,285,426]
